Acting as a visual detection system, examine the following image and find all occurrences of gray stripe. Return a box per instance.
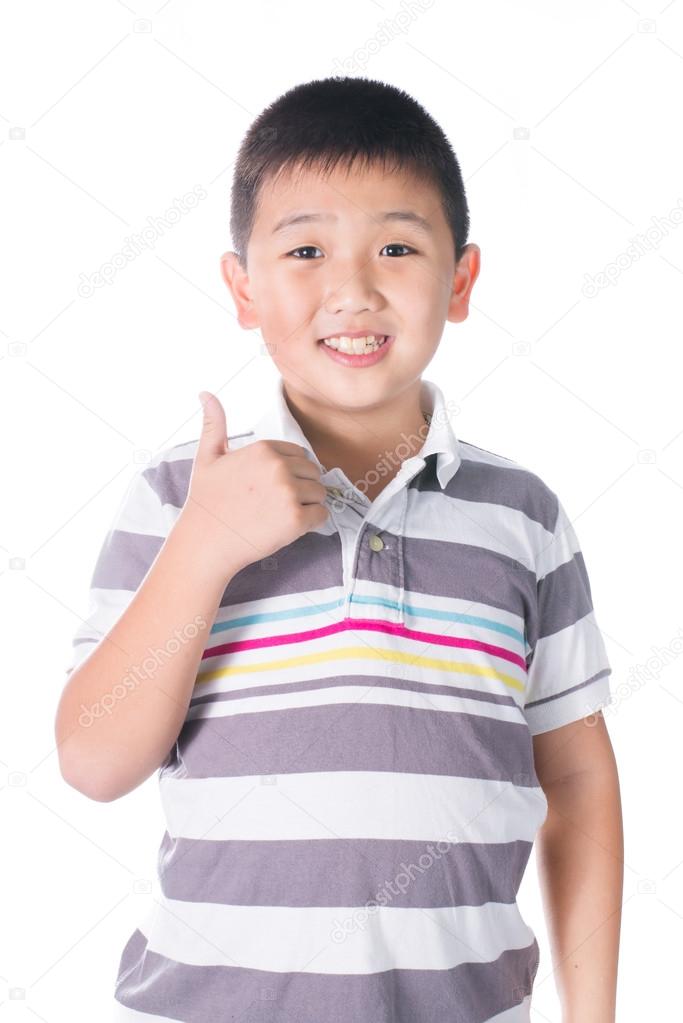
[143,444,559,536]
[168,703,538,786]
[91,523,537,629]
[90,529,163,591]
[220,529,343,606]
[90,526,342,602]
[157,832,533,908]
[115,927,540,1023]
[142,456,191,508]
[373,531,536,616]
[217,517,536,616]
[415,453,559,534]
[534,549,593,641]
[143,433,257,507]
[189,674,520,710]
[525,668,612,709]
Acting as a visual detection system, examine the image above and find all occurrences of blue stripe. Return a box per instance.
[210,598,345,634]
[210,593,525,647]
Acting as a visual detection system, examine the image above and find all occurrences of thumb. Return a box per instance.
[197,390,229,462]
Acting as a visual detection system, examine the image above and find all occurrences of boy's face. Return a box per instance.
[220,160,479,415]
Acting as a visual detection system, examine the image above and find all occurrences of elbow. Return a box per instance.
[58,760,120,802]
[55,689,122,802]
[55,735,122,802]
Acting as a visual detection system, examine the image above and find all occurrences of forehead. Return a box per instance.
[253,159,446,236]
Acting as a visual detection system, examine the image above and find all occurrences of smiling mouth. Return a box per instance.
[318,334,389,354]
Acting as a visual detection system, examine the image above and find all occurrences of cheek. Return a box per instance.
[386,267,436,298]
[273,270,318,304]
[395,269,450,314]
[256,280,312,331]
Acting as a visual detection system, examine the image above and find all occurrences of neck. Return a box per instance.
[282,380,432,490]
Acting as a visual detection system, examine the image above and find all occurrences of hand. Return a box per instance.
[177,390,330,581]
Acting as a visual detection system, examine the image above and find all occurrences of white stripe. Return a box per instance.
[458,442,520,471]
[404,487,549,566]
[527,611,610,699]
[159,772,547,844]
[64,587,134,673]
[144,893,536,974]
[209,583,345,634]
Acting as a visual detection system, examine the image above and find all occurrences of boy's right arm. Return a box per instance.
[55,391,330,802]
[55,511,235,802]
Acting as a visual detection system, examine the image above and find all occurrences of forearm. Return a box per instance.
[56,510,236,801]
[535,767,624,1022]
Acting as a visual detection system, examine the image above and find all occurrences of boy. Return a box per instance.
[57,77,622,1022]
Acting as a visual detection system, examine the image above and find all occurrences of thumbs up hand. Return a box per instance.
[176,391,330,584]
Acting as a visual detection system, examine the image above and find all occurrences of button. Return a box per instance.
[369,534,384,552]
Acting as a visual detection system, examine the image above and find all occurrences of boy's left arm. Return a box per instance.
[532,711,623,1023]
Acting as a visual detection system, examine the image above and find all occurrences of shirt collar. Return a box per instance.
[250,377,462,491]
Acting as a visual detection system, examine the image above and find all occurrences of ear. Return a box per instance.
[219,251,260,330]
[446,243,481,325]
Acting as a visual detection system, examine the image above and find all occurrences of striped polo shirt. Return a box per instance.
[65,376,613,1023]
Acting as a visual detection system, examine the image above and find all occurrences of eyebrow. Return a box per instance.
[271,210,434,237]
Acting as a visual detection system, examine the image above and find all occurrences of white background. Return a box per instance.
[3,0,682,1018]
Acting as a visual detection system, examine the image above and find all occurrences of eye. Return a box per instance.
[285,243,417,259]
[287,245,323,259]
[381,243,416,257]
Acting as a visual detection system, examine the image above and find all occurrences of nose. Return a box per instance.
[323,258,382,316]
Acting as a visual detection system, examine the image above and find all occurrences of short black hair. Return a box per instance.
[229,76,470,271]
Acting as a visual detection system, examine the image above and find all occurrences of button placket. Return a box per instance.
[342,493,406,626]
[395,486,409,626]
[325,471,412,625]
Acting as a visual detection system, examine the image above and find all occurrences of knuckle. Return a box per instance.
[256,439,277,461]
[273,461,291,488]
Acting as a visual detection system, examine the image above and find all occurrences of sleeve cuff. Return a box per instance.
[524,669,613,735]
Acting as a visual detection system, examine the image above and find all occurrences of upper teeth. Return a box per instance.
[322,334,387,353]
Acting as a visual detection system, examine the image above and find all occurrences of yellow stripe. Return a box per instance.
[196,646,525,693]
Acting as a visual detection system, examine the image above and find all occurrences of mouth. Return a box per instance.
[317,334,395,368]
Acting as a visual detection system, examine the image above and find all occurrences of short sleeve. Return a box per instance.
[523,495,613,735]
[64,463,170,676]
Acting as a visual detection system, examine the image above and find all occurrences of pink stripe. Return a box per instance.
[202,616,527,671]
